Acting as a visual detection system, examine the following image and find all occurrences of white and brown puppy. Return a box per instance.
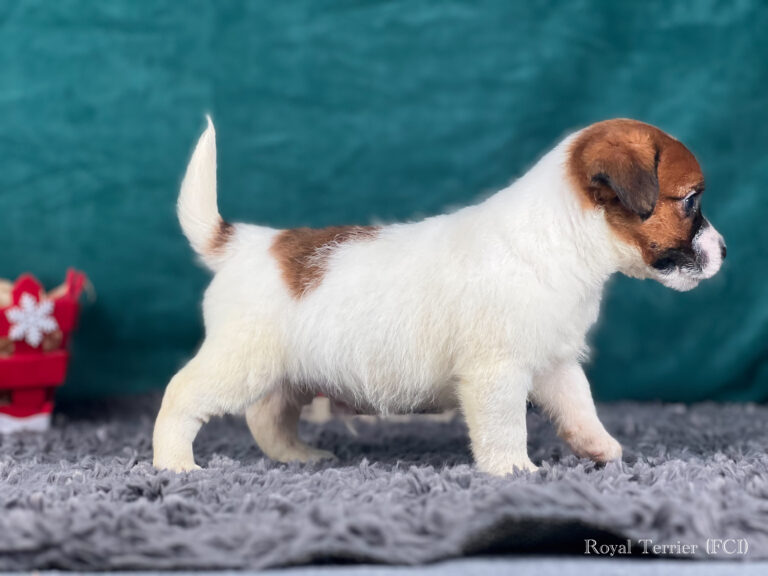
[153,117,725,474]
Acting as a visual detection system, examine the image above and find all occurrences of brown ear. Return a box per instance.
[587,144,660,220]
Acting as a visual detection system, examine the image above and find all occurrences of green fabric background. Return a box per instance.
[0,1,764,401]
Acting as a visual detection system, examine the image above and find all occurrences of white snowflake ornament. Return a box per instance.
[6,293,59,348]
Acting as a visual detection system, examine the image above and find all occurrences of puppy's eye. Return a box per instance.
[681,192,700,216]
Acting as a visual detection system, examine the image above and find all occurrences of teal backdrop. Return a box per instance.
[0,1,765,401]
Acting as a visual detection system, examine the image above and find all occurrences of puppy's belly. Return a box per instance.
[286,316,456,414]
[314,375,459,416]
[287,344,458,416]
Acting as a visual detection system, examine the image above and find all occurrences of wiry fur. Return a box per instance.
[153,119,723,475]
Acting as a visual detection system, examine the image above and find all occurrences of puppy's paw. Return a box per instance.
[480,456,539,476]
[153,457,202,473]
[564,428,622,463]
[270,444,337,464]
[299,447,337,463]
[514,458,539,474]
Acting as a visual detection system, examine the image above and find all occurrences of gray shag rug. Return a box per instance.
[1,395,767,570]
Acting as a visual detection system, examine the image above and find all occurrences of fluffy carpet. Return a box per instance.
[1,396,767,570]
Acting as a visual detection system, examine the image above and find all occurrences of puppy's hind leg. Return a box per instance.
[246,388,336,463]
[153,339,252,472]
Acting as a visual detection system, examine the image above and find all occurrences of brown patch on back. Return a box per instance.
[270,225,380,298]
[209,218,235,255]
[567,119,705,265]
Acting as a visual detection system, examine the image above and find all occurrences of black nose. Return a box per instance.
[720,242,727,260]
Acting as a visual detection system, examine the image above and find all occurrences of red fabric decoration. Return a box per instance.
[0,270,87,421]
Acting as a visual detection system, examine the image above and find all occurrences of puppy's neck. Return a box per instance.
[476,138,629,290]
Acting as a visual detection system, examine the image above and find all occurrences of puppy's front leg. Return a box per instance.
[458,365,537,475]
[531,362,621,463]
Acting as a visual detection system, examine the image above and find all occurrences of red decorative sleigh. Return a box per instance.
[0,270,87,433]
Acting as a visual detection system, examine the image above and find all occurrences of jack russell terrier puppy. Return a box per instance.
[153,118,725,475]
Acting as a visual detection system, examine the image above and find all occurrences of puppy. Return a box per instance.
[153,117,725,474]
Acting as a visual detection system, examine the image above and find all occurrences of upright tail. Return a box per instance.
[178,116,234,271]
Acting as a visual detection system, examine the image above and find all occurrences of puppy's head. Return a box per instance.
[568,119,725,291]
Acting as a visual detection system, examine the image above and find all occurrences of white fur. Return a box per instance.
[696,224,725,277]
[652,220,725,291]
[153,120,711,475]
[177,115,227,271]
